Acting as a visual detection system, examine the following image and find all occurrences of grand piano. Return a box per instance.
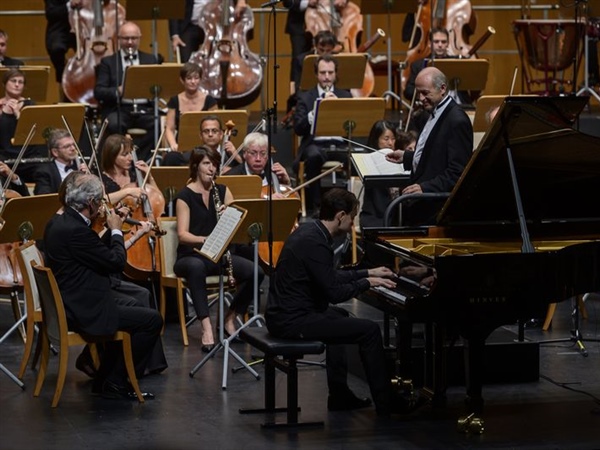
[358,96,600,415]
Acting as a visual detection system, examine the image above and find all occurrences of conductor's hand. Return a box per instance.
[106,210,125,231]
[402,183,423,195]
[368,266,395,278]
[368,277,397,289]
[386,149,404,164]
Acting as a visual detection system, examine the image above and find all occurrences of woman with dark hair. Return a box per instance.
[164,62,218,153]
[360,120,416,228]
[174,146,263,352]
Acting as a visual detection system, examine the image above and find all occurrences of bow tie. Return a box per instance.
[66,161,78,172]
[124,52,138,61]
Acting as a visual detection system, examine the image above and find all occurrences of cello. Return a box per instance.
[190,0,263,108]
[305,0,379,98]
[62,0,126,105]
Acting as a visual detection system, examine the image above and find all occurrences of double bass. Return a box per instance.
[62,0,126,105]
[190,1,263,108]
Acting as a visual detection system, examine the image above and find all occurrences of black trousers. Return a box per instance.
[173,253,264,319]
[177,25,205,63]
[294,306,391,410]
[46,26,76,82]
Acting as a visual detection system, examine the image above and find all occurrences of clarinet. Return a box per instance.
[211,179,236,289]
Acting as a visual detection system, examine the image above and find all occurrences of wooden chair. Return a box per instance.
[11,241,44,379]
[158,217,231,346]
[31,263,144,407]
[542,295,589,331]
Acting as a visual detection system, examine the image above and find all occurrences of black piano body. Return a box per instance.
[358,95,600,414]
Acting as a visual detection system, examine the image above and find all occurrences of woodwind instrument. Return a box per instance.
[211,179,236,289]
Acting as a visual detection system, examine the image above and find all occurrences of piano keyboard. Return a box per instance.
[372,286,407,304]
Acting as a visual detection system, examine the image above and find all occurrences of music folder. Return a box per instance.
[352,149,410,188]
[196,204,247,263]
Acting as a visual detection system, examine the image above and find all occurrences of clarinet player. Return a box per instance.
[173,146,264,352]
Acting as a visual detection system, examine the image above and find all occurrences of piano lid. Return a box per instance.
[438,96,600,228]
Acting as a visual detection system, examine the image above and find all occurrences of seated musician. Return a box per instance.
[360,122,417,228]
[174,146,264,352]
[33,128,89,195]
[386,67,473,225]
[0,29,24,67]
[93,21,160,162]
[0,69,42,183]
[161,115,242,169]
[44,172,162,399]
[224,132,290,192]
[0,160,29,198]
[293,54,352,214]
[163,62,218,156]
[266,188,398,417]
[99,134,158,207]
[404,28,472,105]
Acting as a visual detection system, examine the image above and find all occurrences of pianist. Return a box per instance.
[266,188,398,417]
[386,66,472,225]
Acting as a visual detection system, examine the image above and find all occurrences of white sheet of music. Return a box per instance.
[353,149,410,177]
[199,206,245,263]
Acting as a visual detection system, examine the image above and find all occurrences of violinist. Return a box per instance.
[293,54,352,215]
[44,0,79,99]
[99,134,157,207]
[404,28,471,105]
[225,132,291,191]
[174,146,263,352]
[169,0,249,63]
[94,21,160,162]
[0,30,24,67]
[163,63,218,160]
[33,128,89,195]
[0,161,29,198]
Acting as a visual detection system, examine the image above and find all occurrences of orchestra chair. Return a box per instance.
[12,241,44,379]
[542,295,589,331]
[239,326,325,428]
[158,217,232,346]
[348,176,364,265]
[30,263,144,407]
[296,161,307,218]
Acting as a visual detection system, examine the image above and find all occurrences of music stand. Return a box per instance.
[122,64,183,147]
[0,66,50,103]
[313,98,386,177]
[299,54,367,91]
[177,110,249,152]
[0,194,60,388]
[12,104,85,146]
[122,0,185,60]
[357,0,419,96]
[189,198,301,388]
[427,59,490,92]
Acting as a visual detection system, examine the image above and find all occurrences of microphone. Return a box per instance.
[261,0,282,7]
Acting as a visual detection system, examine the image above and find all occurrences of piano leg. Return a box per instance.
[463,333,487,415]
[423,321,447,408]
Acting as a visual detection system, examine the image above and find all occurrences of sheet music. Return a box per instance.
[352,149,410,177]
[198,206,245,262]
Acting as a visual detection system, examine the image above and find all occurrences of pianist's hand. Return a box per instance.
[367,276,397,289]
[368,266,395,278]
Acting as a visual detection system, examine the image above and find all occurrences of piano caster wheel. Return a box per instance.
[457,413,485,435]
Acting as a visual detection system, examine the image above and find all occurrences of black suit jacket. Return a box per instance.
[1,56,24,67]
[293,86,353,154]
[33,161,62,195]
[226,164,251,176]
[44,207,127,335]
[93,51,159,114]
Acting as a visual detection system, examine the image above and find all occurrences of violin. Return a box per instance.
[190,0,263,108]
[62,0,126,104]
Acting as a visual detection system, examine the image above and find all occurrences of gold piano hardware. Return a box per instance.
[457,413,485,434]
[468,297,507,305]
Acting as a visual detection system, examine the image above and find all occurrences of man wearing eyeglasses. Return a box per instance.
[225,132,290,192]
[94,21,160,162]
[33,128,89,195]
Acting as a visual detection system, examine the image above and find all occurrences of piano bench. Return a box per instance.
[238,326,325,429]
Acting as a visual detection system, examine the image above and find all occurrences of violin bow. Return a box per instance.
[283,162,343,198]
[0,124,36,214]
[222,118,266,169]
[60,115,89,170]
[142,125,166,189]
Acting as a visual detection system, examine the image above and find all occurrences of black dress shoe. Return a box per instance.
[75,353,98,379]
[327,392,372,411]
[101,380,155,400]
[201,344,215,353]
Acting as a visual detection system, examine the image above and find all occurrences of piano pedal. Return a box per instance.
[391,377,418,407]
[457,413,485,435]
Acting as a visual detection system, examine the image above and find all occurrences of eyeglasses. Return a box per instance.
[246,151,268,159]
[201,128,221,135]
[119,36,140,41]
[57,143,76,150]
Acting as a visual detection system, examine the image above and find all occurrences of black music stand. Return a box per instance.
[12,104,85,146]
[299,54,367,91]
[357,0,419,98]
[122,64,182,148]
[0,66,50,103]
[427,58,490,93]
[123,0,185,60]
[0,194,61,388]
[313,98,386,179]
[177,110,249,153]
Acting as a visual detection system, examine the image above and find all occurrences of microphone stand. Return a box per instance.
[115,1,122,139]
